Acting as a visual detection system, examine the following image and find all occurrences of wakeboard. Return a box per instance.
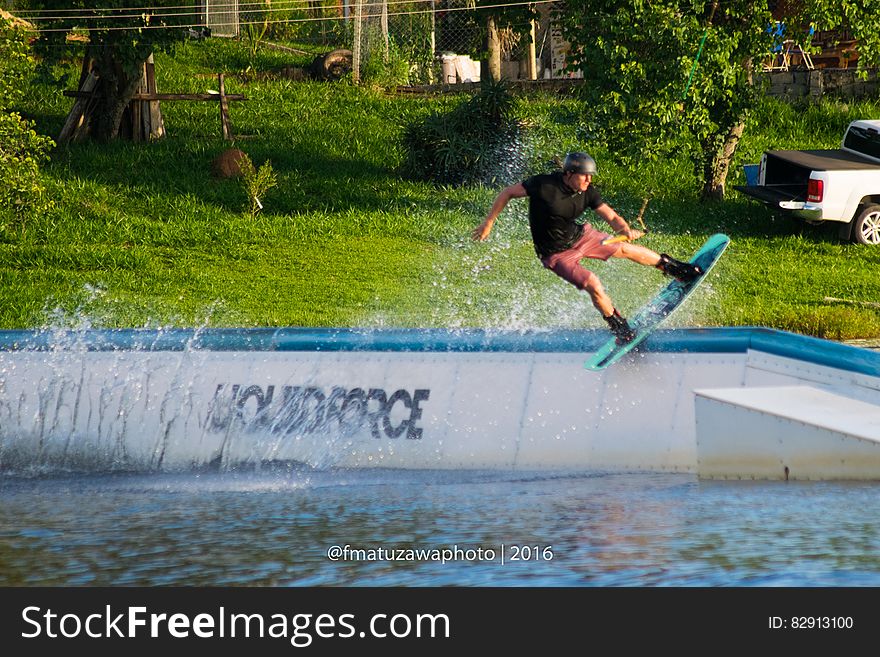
[585,233,730,371]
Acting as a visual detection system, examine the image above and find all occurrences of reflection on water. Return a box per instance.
[1,469,879,586]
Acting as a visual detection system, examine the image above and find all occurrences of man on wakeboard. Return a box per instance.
[472,152,702,344]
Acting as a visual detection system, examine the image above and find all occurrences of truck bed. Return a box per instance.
[768,148,880,171]
[735,148,880,205]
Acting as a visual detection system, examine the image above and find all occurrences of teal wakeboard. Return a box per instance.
[585,233,730,371]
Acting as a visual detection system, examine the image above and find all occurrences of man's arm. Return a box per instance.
[595,203,643,241]
[471,183,528,241]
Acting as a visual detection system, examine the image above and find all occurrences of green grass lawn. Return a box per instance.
[5,37,880,339]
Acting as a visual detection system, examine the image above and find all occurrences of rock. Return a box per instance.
[211,148,248,178]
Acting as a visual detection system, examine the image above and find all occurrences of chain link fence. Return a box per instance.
[201,0,581,85]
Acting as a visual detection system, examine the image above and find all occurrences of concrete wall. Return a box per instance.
[764,68,880,99]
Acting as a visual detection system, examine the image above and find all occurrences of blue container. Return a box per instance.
[743,164,759,186]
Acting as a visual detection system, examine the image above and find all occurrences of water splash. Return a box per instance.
[1,291,309,475]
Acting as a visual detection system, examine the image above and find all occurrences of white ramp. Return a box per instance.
[695,385,880,480]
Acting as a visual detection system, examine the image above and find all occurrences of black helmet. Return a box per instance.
[562,152,597,175]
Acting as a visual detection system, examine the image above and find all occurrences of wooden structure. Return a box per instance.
[131,54,165,141]
[810,39,859,70]
[57,69,100,144]
[60,60,245,144]
[763,38,814,72]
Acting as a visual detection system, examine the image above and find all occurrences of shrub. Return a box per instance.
[400,78,526,186]
[238,153,278,217]
[0,16,54,229]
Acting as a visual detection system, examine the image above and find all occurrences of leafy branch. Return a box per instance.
[238,153,278,217]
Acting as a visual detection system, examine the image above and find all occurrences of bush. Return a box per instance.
[400,78,526,186]
[238,153,278,217]
[0,17,54,229]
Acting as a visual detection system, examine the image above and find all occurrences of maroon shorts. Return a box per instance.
[540,227,619,290]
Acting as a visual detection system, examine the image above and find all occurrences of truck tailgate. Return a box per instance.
[732,184,803,204]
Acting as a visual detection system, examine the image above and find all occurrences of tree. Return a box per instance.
[486,13,500,82]
[799,1,880,74]
[459,1,537,82]
[30,1,189,141]
[0,13,54,227]
[559,0,775,201]
[557,0,880,201]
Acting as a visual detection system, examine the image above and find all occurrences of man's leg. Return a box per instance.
[610,242,661,266]
[573,273,637,345]
[611,242,702,282]
[542,252,635,344]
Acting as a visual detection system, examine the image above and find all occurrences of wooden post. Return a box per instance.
[352,0,362,84]
[144,54,165,140]
[138,61,149,141]
[218,72,231,140]
[528,19,537,80]
[429,0,436,83]
[128,55,166,141]
[430,0,435,53]
[130,71,142,142]
[381,0,389,60]
[428,0,437,84]
[58,70,99,144]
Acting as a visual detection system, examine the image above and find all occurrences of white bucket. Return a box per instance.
[440,53,457,84]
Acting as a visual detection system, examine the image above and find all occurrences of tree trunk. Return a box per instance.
[487,15,501,82]
[78,46,149,142]
[701,118,745,201]
[701,55,756,200]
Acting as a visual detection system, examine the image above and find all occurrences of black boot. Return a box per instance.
[656,253,703,283]
[604,309,636,345]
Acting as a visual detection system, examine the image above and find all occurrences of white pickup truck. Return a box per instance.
[734,119,880,245]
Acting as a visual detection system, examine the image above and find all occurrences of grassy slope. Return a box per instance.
[4,37,880,339]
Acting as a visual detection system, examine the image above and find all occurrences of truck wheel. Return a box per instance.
[853,205,880,245]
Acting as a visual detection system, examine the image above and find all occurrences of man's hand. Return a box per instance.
[473,184,523,242]
[472,220,493,241]
[601,228,644,245]
[622,228,644,241]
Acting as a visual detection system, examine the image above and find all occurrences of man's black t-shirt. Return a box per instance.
[522,173,604,258]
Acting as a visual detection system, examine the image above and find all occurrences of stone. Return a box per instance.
[211,148,248,178]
